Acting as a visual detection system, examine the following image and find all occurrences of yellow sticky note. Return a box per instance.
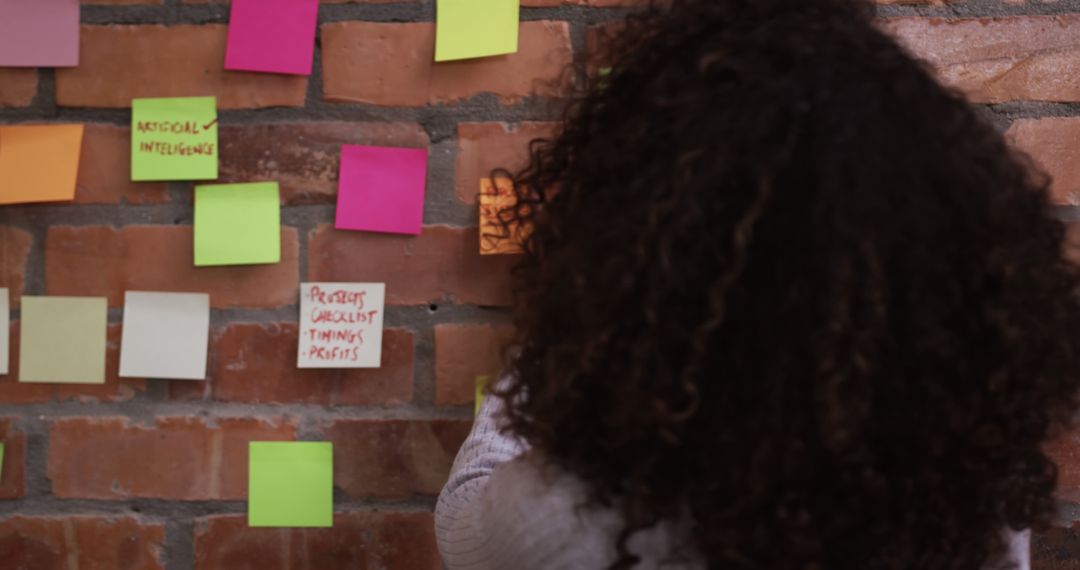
[249,442,333,528]
[475,375,489,416]
[194,182,281,267]
[480,178,527,255]
[131,97,218,182]
[19,296,107,384]
[435,0,519,62]
[0,124,84,205]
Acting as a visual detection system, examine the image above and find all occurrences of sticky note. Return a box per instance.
[225,0,319,76]
[0,289,8,376]
[435,0,519,62]
[479,178,527,255]
[0,443,5,481]
[249,442,333,528]
[131,97,219,182]
[194,182,281,266]
[298,283,385,368]
[19,296,107,384]
[120,292,210,381]
[0,0,79,67]
[0,125,84,205]
[336,145,427,235]
[475,375,489,416]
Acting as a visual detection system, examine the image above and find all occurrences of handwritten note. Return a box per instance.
[120,291,210,380]
[336,145,428,235]
[479,178,527,255]
[194,182,281,267]
[0,124,84,205]
[249,441,333,528]
[298,283,385,368]
[19,296,107,385]
[0,0,79,67]
[131,97,218,182]
[225,0,319,76]
[435,0,519,62]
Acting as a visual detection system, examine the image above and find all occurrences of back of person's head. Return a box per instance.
[493,0,1080,568]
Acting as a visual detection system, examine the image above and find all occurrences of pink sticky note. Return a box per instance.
[336,145,428,235]
[224,0,319,76]
[0,0,79,67]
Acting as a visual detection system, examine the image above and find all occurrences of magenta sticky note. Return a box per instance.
[224,0,319,76]
[336,145,428,236]
[0,0,79,67]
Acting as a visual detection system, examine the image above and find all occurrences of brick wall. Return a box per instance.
[1,0,1080,569]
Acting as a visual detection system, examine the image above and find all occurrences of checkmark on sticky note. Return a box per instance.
[0,124,84,205]
[19,296,108,384]
[0,0,79,67]
[435,0,520,62]
[225,0,319,75]
[131,97,218,182]
[194,182,281,266]
[249,442,333,528]
[336,145,428,235]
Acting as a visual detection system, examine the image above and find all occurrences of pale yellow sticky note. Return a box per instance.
[475,375,489,416]
[435,0,519,62]
[479,178,527,255]
[19,296,107,384]
[0,124,84,205]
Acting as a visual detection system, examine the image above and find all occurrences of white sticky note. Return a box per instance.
[119,291,210,380]
[298,283,385,368]
[0,288,9,375]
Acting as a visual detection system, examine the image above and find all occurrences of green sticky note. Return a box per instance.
[194,182,281,266]
[131,96,219,182]
[435,0,519,62]
[19,296,108,384]
[249,442,333,528]
[1,443,5,482]
[475,375,489,417]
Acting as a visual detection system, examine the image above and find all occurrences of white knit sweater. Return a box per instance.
[435,392,1032,569]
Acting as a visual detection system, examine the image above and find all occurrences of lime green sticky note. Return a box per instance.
[435,0,519,62]
[131,96,219,182]
[19,296,108,384]
[249,442,333,528]
[194,182,281,266]
[475,375,489,417]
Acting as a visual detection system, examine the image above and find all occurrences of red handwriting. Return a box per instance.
[310,309,378,325]
[138,141,215,157]
[306,286,368,309]
[305,345,361,361]
[136,120,209,135]
[306,328,364,344]
[202,118,219,130]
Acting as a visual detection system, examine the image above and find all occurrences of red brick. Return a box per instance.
[0,226,31,307]
[883,16,1080,103]
[194,512,439,570]
[585,21,625,74]
[169,323,415,406]
[49,416,297,500]
[321,21,572,106]
[0,419,26,500]
[435,323,513,406]
[1045,426,1080,503]
[46,226,300,309]
[1007,118,1080,205]
[308,225,517,306]
[0,324,146,405]
[77,125,168,204]
[1034,524,1080,570]
[0,516,165,569]
[0,69,37,108]
[324,419,470,499]
[56,26,308,109]
[219,122,428,205]
[455,122,558,204]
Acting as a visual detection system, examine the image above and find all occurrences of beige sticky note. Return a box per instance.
[120,291,210,380]
[479,178,527,255]
[0,288,8,375]
[19,296,107,384]
[298,283,385,369]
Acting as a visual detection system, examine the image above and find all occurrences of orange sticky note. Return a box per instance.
[0,124,84,205]
[479,178,528,255]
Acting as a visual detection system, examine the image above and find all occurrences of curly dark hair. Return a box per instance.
[489,0,1080,568]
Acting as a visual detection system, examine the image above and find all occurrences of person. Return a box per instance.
[434,0,1080,568]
